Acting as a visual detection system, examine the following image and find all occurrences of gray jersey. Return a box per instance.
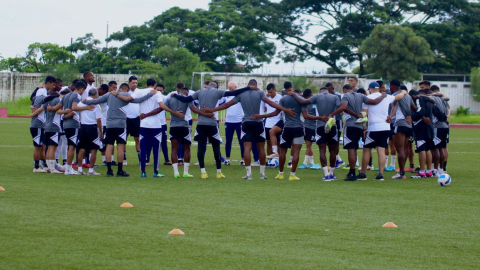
[84,92,153,128]
[393,91,414,128]
[341,92,368,129]
[30,96,46,128]
[164,97,192,127]
[279,95,305,128]
[62,92,81,129]
[232,90,266,123]
[301,102,317,130]
[43,97,62,132]
[332,92,343,121]
[310,92,341,126]
[191,88,226,126]
[432,96,449,128]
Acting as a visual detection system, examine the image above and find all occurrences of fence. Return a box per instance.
[0,72,133,102]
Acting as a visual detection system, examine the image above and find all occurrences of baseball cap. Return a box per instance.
[368,82,380,89]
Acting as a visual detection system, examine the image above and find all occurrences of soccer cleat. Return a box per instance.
[331,173,338,181]
[322,175,332,182]
[251,161,260,167]
[174,174,181,179]
[392,173,406,179]
[288,175,300,181]
[178,162,184,166]
[153,172,165,178]
[374,174,385,181]
[299,163,307,169]
[374,167,387,171]
[182,173,194,178]
[201,173,209,179]
[111,161,118,166]
[77,170,86,175]
[310,164,321,170]
[216,172,226,179]
[356,173,368,181]
[141,172,148,178]
[355,117,368,123]
[48,169,63,174]
[433,172,441,178]
[65,169,78,176]
[239,160,245,166]
[344,173,357,181]
[325,118,336,133]
[259,174,267,180]
[88,171,101,176]
[82,163,90,169]
[116,171,130,177]
[366,165,375,170]
[306,164,314,169]
[414,166,420,172]
[72,163,78,169]
[223,160,231,166]
[385,166,396,172]
[242,175,253,180]
[405,167,415,173]
[122,160,128,166]
[106,171,114,177]
[426,171,434,178]
[266,153,279,159]
[194,162,200,166]
[146,163,150,166]
[287,161,292,169]
[33,168,47,173]
[411,173,426,179]
[93,164,99,168]
[102,161,108,166]
[55,164,65,172]
[335,160,345,168]
[164,161,172,165]
[275,174,284,180]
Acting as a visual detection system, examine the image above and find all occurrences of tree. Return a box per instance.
[470,66,480,102]
[358,24,434,82]
[3,43,75,72]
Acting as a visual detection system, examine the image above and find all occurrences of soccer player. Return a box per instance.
[262,83,283,158]
[82,83,155,177]
[348,76,358,92]
[298,89,317,169]
[82,71,95,100]
[430,85,449,176]
[29,75,56,172]
[172,81,252,179]
[326,82,345,168]
[328,83,387,181]
[357,82,408,181]
[155,83,171,165]
[123,76,141,165]
[55,88,70,169]
[100,83,117,166]
[204,80,295,180]
[76,88,103,175]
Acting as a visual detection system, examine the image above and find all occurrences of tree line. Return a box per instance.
[1,0,479,83]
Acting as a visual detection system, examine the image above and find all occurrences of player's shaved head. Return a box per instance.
[227,81,237,91]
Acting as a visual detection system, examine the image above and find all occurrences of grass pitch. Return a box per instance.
[0,118,479,269]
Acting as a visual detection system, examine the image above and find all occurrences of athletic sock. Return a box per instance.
[66,164,72,171]
[123,151,127,160]
[386,156,389,167]
[260,165,265,175]
[173,163,179,175]
[349,168,356,175]
[102,156,106,162]
[426,170,432,174]
[309,156,315,165]
[391,156,396,167]
[329,167,335,175]
[322,166,329,176]
[438,168,443,174]
[88,168,94,173]
[63,159,66,165]
[420,170,425,174]
[272,145,277,154]
[41,159,47,168]
[444,161,447,170]
[137,151,141,162]
[184,163,190,174]
[118,163,123,173]
[369,157,373,167]
[246,166,252,176]
[78,167,83,173]
[303,156,309,165]
[106,162,112,172]
[217,169,222,173]
[336,155,342,162]
[55,159,59,164]
[47,160,54,171]
[290,172,296,176]
[410,163,414,168]
[355,157,359,167]
[201,168,206,174]
[289,156,293,162]
[34,160,40,169]
[111,155,115,162]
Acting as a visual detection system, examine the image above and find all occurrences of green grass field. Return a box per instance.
[1,118,479,269]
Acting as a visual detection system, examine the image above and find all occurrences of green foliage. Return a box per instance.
[454,105,471,116]
[44,63,79,83]
[359,24,434,82]
[287,76,315,90]
[2,43,75,72]
[470,66,480,102]
[0,96,33,115]
[449,114,480,124]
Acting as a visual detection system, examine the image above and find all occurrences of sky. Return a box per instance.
[0,0,328,74]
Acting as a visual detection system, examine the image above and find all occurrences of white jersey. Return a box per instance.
[78,97,101,125]
[131,88,163,128]
[36,88,48,97]
[261,94,283,128]
[158,93,166,126]
[363,92,395,132]
[82,83,95,100]
[125,89,140,119]
[220,96,244,123]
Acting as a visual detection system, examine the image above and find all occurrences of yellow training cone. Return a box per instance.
[168,229,185,235]
[0,186,4,191]
[382,222,398,228]
[120,202,134,208]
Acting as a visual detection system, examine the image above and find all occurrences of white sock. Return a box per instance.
[278,171,284,174]
[322,166,329,176]
[336,155,342,162]
[355,156,359,167]
[438,168,443,174]
[89,168,94,173]
[83,158,86,164]
[329,167,335,175]
[272,145,277,154]
[78,167,83,173]
[47,160,55,170]
[426,170,432,173]
[173,163,179,175]
[102,156,106,162]
[290,172,295,176]
[66,164,72,170]
[111,155,115,161]
[217,169,222,173]
[386,156,389,167]
[391,156,396,167]
[289,156,293,162]
[303,156,309,165]
[184,163,190,174]
[309,156,315,165]
[260,165,265,174]
[246,166,252,176]
[201,168,206,174]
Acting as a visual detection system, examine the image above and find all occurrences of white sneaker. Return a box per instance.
[123,160,128,166]
[266,153,278,159]
[33,168,47,173]
[78,170,86,175]
[48,169,63,174]
[287,161,292,169]
[55,164,66,172]
[239,160,245,166]
[194,162,200,166]
[88,171,101,176]
[65,169,78,175]
[251,161,260,167]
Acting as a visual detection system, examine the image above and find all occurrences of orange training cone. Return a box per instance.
[382,222,398,228]
[168,229,185,235]
[120,202,134,208]
[0,186,4,191]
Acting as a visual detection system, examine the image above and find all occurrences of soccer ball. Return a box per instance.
[438,174,451,186]
[267,158,279,168]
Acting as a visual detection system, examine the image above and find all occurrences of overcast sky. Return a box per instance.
[1,0,328,74]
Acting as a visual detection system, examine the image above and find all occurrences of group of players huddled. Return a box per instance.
[29,72,450,181]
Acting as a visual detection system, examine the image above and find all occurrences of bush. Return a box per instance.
[455,106,470,116]
[0,96,33,116]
